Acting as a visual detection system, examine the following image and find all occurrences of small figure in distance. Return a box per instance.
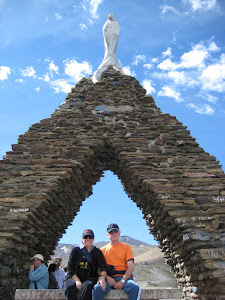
[29,254,49,289]
[48,263,58,289]
[64,229,107,300]
[93,224,141,300]
[53,257,66,289]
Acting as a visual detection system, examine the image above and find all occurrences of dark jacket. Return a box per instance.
[48,273,58,289]
[67,246,107,283]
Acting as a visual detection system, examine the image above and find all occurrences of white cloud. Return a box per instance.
[15,78,25,83]
[197,92,218,104]
[49,61,59,75]
[80,23,87,30]
[208,41,220,52]
[64,59,92,82]
[20,66,36,78]
[143,63,152,69]
[157,86,184,102]
[168,71,198,87]
[183,0,219,12]
[187,103,214,114]
[158,41,218,72]
[89,0,103,19]
[55,13,62,21]
[161,4,180,15]
[123,66,136,77]
[180,43,209,69]
[162,47,172,58]
[142,79,155,95]
[35,87,40,92]
[50,79,72,94]
[157,58,178,71]
[132,55,146,66]
[200,55,225,92]
[0,66,11,80]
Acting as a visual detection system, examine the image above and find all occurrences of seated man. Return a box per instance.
[93,224,141,300]
[29,254,49,289]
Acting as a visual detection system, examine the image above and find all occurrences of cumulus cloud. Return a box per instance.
[50,79,72,94]
[157,58,178,71]
[80,23,87,30]
[123,66,136,77]
[20,66,36,78]
[64,59,92,82]
[49,61,59,75]
[183,0,219,12]
[132,55,146,66]
[180,43,209,69]
[0,66,11,80]
[160,4,180,15]
[158,41,220,71]
[200,54,225,92]
[15,78,25,83]
[89,0,103,18]
[55,13,62,21]
[157,86,184,102]
[162,47,172,58]
[143,63,152,69]
[168,71,198,87]
[35,87,40,92]
[142,79,155,94]
[187,103,214,114]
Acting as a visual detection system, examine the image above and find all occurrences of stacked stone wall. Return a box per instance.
[0,68,225,299]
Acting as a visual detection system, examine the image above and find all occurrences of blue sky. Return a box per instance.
[1,0,225,245]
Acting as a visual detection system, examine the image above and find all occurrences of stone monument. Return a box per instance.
[0,14,225,300]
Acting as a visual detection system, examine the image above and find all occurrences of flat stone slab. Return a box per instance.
[15,288,181,299]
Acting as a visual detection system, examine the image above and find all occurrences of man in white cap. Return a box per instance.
[29,254,49,289]
[93,224,141,300]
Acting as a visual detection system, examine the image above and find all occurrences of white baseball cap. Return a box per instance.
[31,254,44,261]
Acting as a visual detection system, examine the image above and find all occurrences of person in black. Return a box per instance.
[48,263,58,289]
[64,229,107,300]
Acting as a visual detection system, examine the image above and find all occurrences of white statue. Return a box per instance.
[92,13,124,83]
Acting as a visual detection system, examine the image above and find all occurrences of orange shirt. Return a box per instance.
[101,242,134,273]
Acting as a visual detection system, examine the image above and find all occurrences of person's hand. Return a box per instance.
[99,277,106,291]
[30,265,34,270]
[76,281,82,291]
[114,280,124,290]
[106,275,116,287]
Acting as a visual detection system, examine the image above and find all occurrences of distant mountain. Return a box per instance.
[53,235,150,258]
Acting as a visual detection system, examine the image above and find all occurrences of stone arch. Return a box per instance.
[0,68,225,299]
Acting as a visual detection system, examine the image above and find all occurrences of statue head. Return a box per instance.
[108,13,115,21]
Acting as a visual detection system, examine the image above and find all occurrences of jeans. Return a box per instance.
[64,278,94,300]
[93,276,141,300]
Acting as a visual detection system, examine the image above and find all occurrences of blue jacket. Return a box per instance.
[29,263,49,289]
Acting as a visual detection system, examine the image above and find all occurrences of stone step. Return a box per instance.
[15,288,181,300]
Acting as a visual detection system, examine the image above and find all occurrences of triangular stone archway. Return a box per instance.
[0,68,225,299]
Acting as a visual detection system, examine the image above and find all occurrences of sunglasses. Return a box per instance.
[83,236,94,239]
[109,229,119,234]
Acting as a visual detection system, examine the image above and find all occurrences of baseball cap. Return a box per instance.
[31,254,44,262]
[107,223,120,233]
[82,229,94,238]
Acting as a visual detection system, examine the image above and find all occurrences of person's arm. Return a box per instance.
[71,274,82,291]
[29,265,47,281]
[114,260,134,289]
